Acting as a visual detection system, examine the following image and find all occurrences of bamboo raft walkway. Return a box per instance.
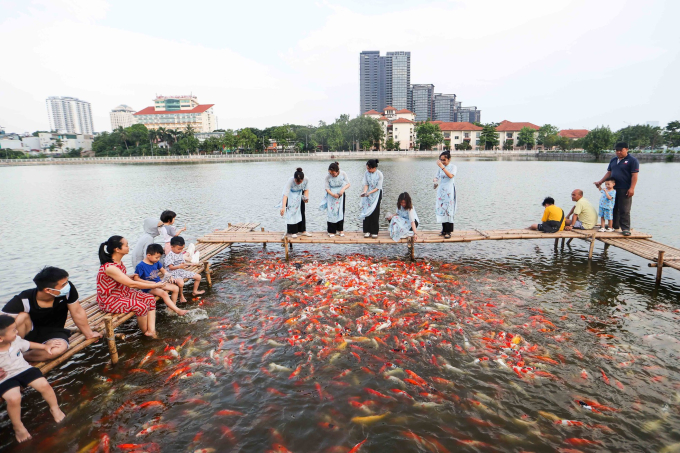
[34,222,259,375]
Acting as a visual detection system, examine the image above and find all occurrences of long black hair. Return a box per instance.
[99,235,124,265]
[294,167,304,182]
[328,162,340,173]
[366,159,379,169]
[397,192,413,210]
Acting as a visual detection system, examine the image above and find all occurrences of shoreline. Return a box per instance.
[0,150,675,166]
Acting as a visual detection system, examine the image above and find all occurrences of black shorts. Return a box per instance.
[0,367,43,397]
[25,327,71,345]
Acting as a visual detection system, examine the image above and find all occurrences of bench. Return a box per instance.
[34,222,259,375]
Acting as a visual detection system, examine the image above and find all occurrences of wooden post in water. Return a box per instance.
[604,243,610,251]
[588,231,597,261]
[261,227,266,248]
[284,236,290,261]
[205,262,212,287]
[656,250,665,284]
[103,316,119,365]
[554,238,559,249]
[409,236,415,261]
[561,238,565,250]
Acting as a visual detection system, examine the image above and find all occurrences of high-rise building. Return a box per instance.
[455,106,481,123]
[133,95,216,132]
[359,51,386,114]
[110,104,136,130]
[385,51,411,110]
[433,94,457,122]
[410,84,435,121]
[46,96,94,134]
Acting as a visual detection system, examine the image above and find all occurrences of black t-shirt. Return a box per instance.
[2,284,79,329]
[607,154,640,191]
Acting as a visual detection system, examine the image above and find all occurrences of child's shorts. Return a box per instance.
[599,207,613,221]
[0,367,43,397]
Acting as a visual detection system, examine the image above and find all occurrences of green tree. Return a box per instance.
[479,124,499,150]
[126,124,149,154]
[455,141,472,151]
[185,124,195,137]
[415,121,444,150]
[555,136,573,152]
[503,139,514,150]
[583,126,615,157]
[237,128,257,151]
[537,124,560,150]
[178,135,199,154]
[517,127,536,150]
[116,127,129,151]
[385,138,397,151]
[665,120,680,147]
[32,130,49,137]
[272,125,295,151]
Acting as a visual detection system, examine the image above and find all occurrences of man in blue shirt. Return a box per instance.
[593,142,639,236]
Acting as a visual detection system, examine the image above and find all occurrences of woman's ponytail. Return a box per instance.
[294,168,304,181]
[328,162,340,172]
[99,235,124,265]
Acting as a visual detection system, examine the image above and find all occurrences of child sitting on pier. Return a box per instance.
[0,315,65,443]
[159,210,186,254]
[164,236,205,302]
[134,244,188,316]
[386,192,420,242]
[597,178,616,232]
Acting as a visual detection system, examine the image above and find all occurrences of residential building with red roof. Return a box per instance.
[430,122,484,150]
[363,106,416,149]
[559,129,589,139]
[495,120,540,149]
[133,95,216,132]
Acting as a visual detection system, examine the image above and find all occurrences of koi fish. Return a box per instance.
[351,413,390,424]
[136,424,172,437]
[348,439,367,453]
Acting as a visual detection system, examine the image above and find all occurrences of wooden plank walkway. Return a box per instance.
[598,237,680,284]
[34,222,259,375]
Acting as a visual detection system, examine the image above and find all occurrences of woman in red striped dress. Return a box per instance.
[97,236,164,338]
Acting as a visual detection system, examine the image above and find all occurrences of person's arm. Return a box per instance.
[367,172,383,195]
[605,190,613,200]
[628,172,638,197]
[280,195,288,216]
[67,302,101,340]
[303,189,309,202]
[541,208,549,223]
[341,172,351,194]
[594,170,612,187]
[1,296,24,318]
[27,341,56,355]
[105,264,164,290]
[438,161,455,178]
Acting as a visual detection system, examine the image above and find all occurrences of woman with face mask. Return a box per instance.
[359,159,384,238]
[319,162,351,237]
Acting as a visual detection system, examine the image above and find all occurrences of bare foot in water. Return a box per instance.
[175,309,189,316]
[50,407,66,423]
[179,297,188,303]
[192,290,205,296]
[144,330,158,339]
[14,425,31,443]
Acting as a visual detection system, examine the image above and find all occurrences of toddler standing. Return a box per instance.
[598,177,616,232]
[0,315,65,443]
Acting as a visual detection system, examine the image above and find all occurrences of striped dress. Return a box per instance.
[96,262,156,316]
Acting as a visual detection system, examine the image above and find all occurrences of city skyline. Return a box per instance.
[0,0,678,134]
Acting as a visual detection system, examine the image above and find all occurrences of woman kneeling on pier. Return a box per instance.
[359,159,384,238]
[434,151,457,239]
[278,168,311,238]
[320,162,351,237]
[387,192,420,242]
[97,236,165,338]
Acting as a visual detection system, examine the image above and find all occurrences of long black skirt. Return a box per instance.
[327,195,346,234]
[286,200,306,234]
[362,191,382,234]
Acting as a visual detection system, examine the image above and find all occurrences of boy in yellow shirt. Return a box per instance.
[528,197,565,232]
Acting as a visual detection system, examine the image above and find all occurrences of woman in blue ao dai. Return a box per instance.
[319,161,351,237]
[387,192,420,242]
[359,159,384,238]
[277,168,311,238]
[434,150,457,239]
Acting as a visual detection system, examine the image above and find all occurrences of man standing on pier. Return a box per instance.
[1,267,101,362]
[594,142,639,236]
[564,189,598,230]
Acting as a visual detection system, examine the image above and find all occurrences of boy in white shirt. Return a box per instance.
[0,315,65,443]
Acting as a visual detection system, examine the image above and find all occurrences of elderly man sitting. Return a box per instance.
[564,189,598,231]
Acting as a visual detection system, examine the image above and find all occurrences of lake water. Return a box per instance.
[0,158,679,452]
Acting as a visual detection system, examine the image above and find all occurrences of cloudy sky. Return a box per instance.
[1,0,678,134]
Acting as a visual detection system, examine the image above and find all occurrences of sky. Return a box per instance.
[0,0,678,134]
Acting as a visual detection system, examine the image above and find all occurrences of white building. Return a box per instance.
[38,133,93,153]
[133,95,217,133]
[363,106,416,150]
[46,96,94,135]
[431,122,484,150]
[110,104,136,130]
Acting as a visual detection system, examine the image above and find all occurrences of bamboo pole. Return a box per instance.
[656,250,665,285]
[409,236,415,261]
[561,238,565,249]
[262,227,266,248]
[588,231,597,260]
[103,316,119,365]
[39,336,100,374]
[554,238,559,248]
[205,261,212,287]
[284,236,289,261]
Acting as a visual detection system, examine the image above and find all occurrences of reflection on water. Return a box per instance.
[1,159,679,451]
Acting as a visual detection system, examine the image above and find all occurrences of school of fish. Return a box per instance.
[7,252,680,452]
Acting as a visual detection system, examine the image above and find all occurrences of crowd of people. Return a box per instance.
[0,143,639,444]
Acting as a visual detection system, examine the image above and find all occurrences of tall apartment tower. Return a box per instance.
[110,104,136,130]
[455,106,481,123]
[46,96,94,134]
[410,84,435,121]
[385,51,411,110]
[359,51,386,113]
[433,93,457,122]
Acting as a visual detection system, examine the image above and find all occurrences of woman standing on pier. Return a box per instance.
[278,168,311,238]
[320,162,351,237]
[359,159,384,238]
[434,151,457,239]
[96,236,164,338]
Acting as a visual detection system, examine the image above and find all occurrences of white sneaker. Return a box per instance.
[291,234,298,238]
[598,228,606,232]
[328,233,335,237]
[371,234,378,239]
[606,228,615,232]
[339,233,345,237]
[302,232,312,237]
[364,233,370,238]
